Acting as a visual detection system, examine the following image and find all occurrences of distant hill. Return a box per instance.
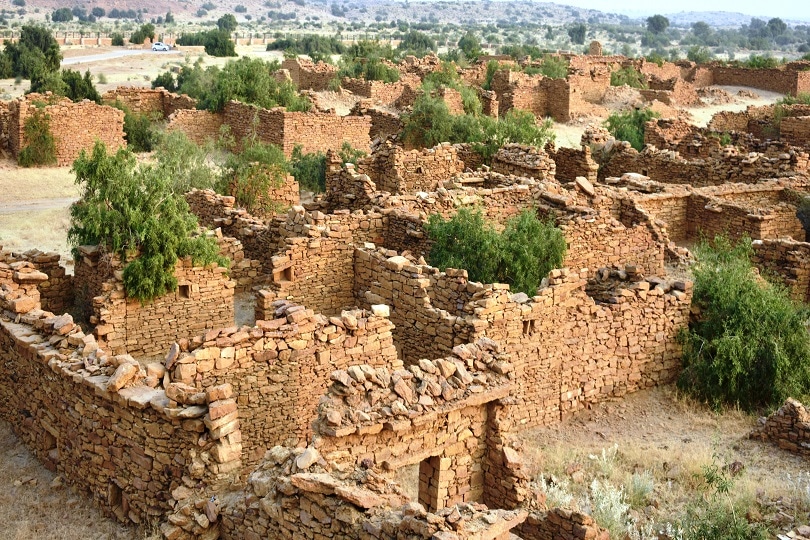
[665,11,809,28]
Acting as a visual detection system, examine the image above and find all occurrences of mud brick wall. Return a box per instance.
[546,144,598,183]
[752,239,810,303]
[491,144,556,181]
[75,251,235,357]
[751,399,810,458]
[220,448,527,540]
[171,302,399,463]
[8,94,125,166]
[101,86,196,118]
[781,116,810,148]
[282,58,338,91]
[166,109,224,145]
[0,312,235,526]
[354,249,691,429]
[361,142,466,194]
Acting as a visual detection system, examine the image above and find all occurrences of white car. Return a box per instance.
[152,42,170,51]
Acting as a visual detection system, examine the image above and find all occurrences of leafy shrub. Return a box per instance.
[402,94,554,162]
[69,142,226,303]
[610,66,647,89]
[111,33,124,46]
[687,45,713,64]
[396,30,436,56]
[204,30,237,57]
[743,54,779,69]
[51,7,72,22]
[338,141,366,164]
[218,139,289,213]
[152,71,177,91]
[266,35,345,57]
[338,56,399,83]
[290,146,326,192]
[677,236,810,411]
[129,23,155,45]
[539,475,577,509]
[537,54,568,79]
[18,109,57,167]
[154,131,217,194]
[627,471,654,508]
[586,479,631,540]
[59,69,101,102]
[112,101,161,153]
[426,208,565,296]
[777,92,810,106]
[604,108,659,151]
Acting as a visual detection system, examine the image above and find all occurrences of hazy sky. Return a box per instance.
[553,0,810,21]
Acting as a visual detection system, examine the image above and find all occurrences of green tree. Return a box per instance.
[217,13,238,32]
[18,110,57,167]
[604,108,658,151]
[397,30,436,56]
[426,208,566,296]
[691,21,711,42]
[165,11,175,24]
[91,7,105,17]
[687,46,713,64]
[457,31,482,60]
[678,236,810,411]
[129,23,156,45]
[766,17,787,38]
[646,15,670,34]
[51,7,72,21]
[69,142,226,302]
[205,30,237,57]
[568,23,586,45]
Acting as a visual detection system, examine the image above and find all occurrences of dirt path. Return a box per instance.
[0,197,77,214]
[62,50,182,66]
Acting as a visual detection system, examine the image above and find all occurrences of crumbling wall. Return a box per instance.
[1,247,73,315]
[74,249,235,357]
[0,311,238,526]
[8,93,125,166]
[166,109,224,145]
[545,144,599,183]
[710,66,809,96]
[360,141,466,194]
[222,101,371,157]
[354,248,691,429]
[169,301,399,464]
[101,86,196,118]
[750,398,810,458]
[781,116,810,148]
[341,73,422,106]
[350,100,403,141]
[752,238,810,303]
[491,144,556,180]
[282,57,338,91]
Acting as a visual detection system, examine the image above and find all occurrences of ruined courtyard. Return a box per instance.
[3,44,810,540]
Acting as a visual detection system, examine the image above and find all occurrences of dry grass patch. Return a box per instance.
[516,386,810,536]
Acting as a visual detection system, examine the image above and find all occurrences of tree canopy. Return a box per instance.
[646,15,670,34]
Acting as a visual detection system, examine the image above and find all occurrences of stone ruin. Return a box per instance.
[5,51,810,540]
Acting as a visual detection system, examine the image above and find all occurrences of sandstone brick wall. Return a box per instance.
[101,86,196,118]
[0,311,237,527]
[222,101,371,157]
[169,301,399,464]
[8,93,125,166]
[354,248,691,429]
[1,247,73,315]
[219,447,527,539]
[74,249,235,357]
[359,141,466,194]
[166,109,224,145]
[517,509,608,540]
[752,238,810,303]
[341,73,422,107]
[546,144,599,183]
[282,57,338,91]
[710,66,806,96]
[599,144,809,187]
[750,398,810,458]
[781,116,810,148]
[491,144,557,181]
[350,100,403,141]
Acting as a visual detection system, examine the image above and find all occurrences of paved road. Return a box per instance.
[61,49,182,66]
[0,197,77,215]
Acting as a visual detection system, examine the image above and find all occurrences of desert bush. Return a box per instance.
[111,33,124,46]
[743,54,779,69]
[627,471,655,508]
[586,479,631,540]
[610,66,648,89]
[290,145,326,192]
[604,108,659,151]
[337,56,400,82]
[113,102,161,153]
[677,236,810,411]
[538,475,577,509]
[129,23,155,45]
[153,131,217,194]
[426,208,565,296]
[218,139,289,213]
[537,54,568,79]
[777,92,810,106]
[69,142,226,303]
[18,109,57,167]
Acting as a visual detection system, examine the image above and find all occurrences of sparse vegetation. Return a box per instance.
[610,66,648,89]
[604,108,659,151]
[18,109,57,167]
[68,142,226,303]
[217,137,289,214]
[426,208,566,296]
[678,236,810,411]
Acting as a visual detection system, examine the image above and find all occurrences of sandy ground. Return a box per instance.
[553,85,786,149]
